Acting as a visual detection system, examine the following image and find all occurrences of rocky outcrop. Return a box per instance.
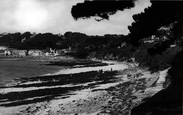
[131,50,183,115]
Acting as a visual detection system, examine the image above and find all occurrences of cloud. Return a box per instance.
[0,0,19,32]
[0,0,151,35]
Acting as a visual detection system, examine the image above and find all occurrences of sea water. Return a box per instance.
[0,57,62,86]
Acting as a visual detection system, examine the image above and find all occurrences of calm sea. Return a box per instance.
[0,58,62,85]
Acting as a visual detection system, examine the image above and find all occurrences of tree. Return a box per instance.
[128,1,183,46]
[71,0,136,21]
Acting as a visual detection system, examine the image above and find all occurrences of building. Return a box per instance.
[0,46,7,50]
[28,50,44,56]
[12,50,27,56]
[3,48,27,57]
[0,46,8,55]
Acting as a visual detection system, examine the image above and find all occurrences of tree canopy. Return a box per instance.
[71,0,136,21]
[128,1,183,46]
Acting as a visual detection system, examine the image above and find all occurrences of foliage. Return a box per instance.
[128,1,183,46]
[71,0,136,21]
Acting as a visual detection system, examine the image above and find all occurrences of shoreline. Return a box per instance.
[0,58,169,115]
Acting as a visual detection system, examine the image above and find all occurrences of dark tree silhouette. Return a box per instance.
[71,0,136,21]
[22,32,31,39]
[128,1,183,46]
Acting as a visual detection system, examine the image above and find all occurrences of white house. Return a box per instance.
[12,50,27,56]
[28,50,44,56]
[0,46,7,50]
[0,46,8,55]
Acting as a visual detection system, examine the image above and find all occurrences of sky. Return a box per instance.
[0,0,151,35]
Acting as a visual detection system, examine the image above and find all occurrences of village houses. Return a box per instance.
[0,45,74,57]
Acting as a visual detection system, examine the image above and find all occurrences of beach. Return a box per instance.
[0,57,169,115]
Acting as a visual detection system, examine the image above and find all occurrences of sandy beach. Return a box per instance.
[0,59,169,115]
